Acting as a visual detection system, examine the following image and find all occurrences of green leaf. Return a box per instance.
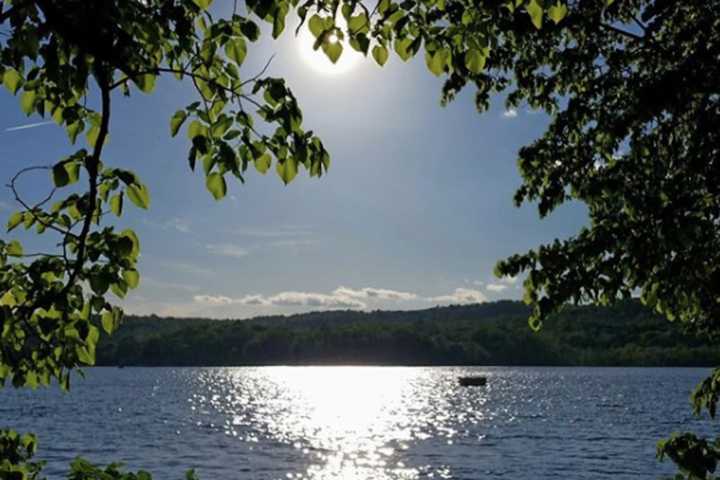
[210,116,232,138]
[126,183,150,209]
[170,110,187,137]
[349,34,370,55]
[111,281,128,299]
[394,37,414,62]
[276,159,298,184]
[240,21,260,41]
[123,269,140,289]
[206,172,227,200]
[66,121,83,144]
[202,154,215,175]
[52,163,69,187]
[23,212,34,229]
[120,229,141,259]
[322,40,343,64]
[192,0,213,9]
[348,14,369,34]
[308,15,324,38]
[52,162,80,187]
[101,311,115,334]
[133,73,156,93]
[110,193,123,216]
[90,273,110,295]
[427,48,450,76]
[3,68,22,94]
[6,240,23,256]
[187,120,206,139]
[548,2,568,24]
[465,49,486,74]
[65,162,80,184]
[25,371,39,388]
[20,90,36,115]
[372,45,389,66]
[7,211,22,232]
[0,290,17,307]
[254,152,271,173]
[526,0,543,29]
[224,38,247,66]
[86,124,100,148]
[272,7,286,38]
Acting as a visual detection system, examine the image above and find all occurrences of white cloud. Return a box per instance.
[194,291,366,309]
[484,275,520,293]
[193,285,490,313]
[267,291,365,309]
[269,239,317,248]
[193,294,234,305]
[502,108,518,119]
[333,286,418,301]
[238,295,269,306]
[486,283,508,292]
[163,217,191,233]
[232,226,312,238]
[429,288,487,305]
[206,243,249,258]
[142,217,191,233]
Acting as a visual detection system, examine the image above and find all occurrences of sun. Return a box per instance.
[297,24,363,75]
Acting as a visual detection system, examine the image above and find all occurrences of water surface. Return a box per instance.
[1,367,713,479]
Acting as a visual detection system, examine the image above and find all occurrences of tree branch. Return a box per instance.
[240,54,275,87]
[108,63,270,136]
[6,166,74,238]
[63,74,111,291]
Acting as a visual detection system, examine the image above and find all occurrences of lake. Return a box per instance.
[1,367,714,479]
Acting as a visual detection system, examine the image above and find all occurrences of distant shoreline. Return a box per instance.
[96,299,720,369]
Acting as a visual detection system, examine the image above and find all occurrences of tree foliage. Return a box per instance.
[1,0,718,478]
[0,430,42,480]
[96,301,720,367]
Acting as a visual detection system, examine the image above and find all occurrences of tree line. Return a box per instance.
[95,300,720,367]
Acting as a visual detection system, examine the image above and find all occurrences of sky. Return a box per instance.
[0,7,587,319]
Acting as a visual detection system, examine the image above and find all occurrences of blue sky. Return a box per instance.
[0,10,586,318]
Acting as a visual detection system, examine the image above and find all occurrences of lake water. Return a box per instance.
[1,367,714,479]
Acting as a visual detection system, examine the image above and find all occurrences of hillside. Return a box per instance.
[96,300,720,367]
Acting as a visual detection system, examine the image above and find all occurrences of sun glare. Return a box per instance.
[195,367,447,478]
[297,25,363,76]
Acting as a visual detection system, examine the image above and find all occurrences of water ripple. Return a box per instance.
[1,366,713,479]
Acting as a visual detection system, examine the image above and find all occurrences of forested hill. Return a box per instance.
[96,300,720,367]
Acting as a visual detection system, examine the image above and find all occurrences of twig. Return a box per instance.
[7,166,74,238]
[240,54,275,86]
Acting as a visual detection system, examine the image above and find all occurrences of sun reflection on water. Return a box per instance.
[187,367,481,479]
